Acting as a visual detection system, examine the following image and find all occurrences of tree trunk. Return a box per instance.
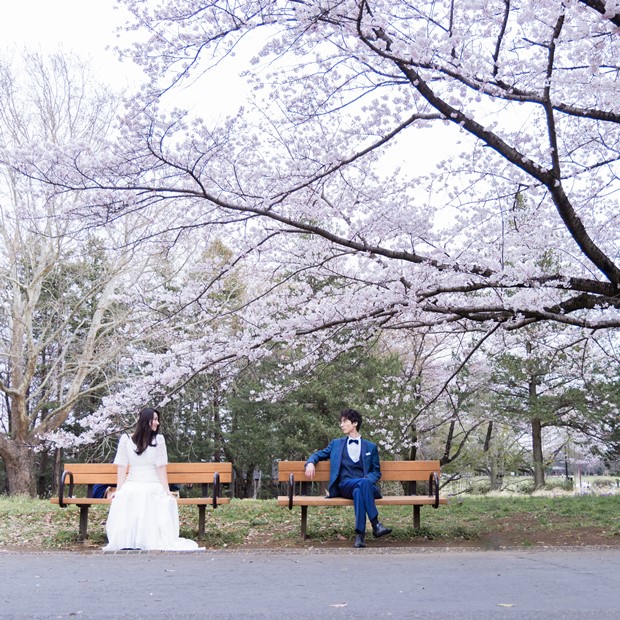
[527,342,545,489]
[52,448,62,495]
[37,449,48,497]
[212,375,224,463]
[233,465,253,498]
[531,417,545,489]
[407,424,418,461]
[483,421,493,453]
[489,457,499,491]
[405,425,418,494]
[0,441,37,496]
[482,421,500,490]
[442,420,455,464]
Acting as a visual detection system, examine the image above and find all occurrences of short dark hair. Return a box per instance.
[340,408,362,431]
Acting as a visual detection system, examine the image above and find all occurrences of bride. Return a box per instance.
[103,407,203,551]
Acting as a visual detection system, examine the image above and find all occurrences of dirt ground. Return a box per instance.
[235,513,620,551]
[3,506,619,554]
[470,516,620,550]
[4,526,617,554]
[203,523,620,552]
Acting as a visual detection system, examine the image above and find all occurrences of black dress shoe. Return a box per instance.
[354,533,366,548]
[372,522,392,538]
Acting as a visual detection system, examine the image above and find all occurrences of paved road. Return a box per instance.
[1,547,619,619]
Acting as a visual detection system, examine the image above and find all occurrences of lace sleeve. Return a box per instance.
[113,434,130,466]
[155,435,168,467]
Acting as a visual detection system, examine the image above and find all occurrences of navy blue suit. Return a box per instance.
[306,437,383,534]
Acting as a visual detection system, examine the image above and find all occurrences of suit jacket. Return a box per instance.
[306,437,382,499]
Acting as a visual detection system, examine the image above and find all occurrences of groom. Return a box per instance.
[304,408,392,548]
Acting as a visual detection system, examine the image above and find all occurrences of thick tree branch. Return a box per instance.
[577,0,620,28]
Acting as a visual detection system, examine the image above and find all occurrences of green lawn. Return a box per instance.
[1,494,619,550]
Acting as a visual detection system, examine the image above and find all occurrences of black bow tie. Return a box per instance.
[348,439,359,445]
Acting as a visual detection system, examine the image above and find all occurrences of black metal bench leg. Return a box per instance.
[413,505,421,529]
[198,505,206,538]
[301,506,308,539]
[79,506,89,541]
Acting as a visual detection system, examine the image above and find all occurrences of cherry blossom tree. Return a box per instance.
[82,0,618,332]
[10,1,620,462]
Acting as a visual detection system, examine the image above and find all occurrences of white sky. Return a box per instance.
[0,0,445,171]
[1,0,252,119]
[1,1,131,80]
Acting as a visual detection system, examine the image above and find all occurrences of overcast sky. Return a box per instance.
[1,1,442,172]
[1,0,251,118]
[1,1,140,85]
[3,1,119,51]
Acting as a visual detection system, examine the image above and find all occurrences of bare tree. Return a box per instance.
[0,51,148,495]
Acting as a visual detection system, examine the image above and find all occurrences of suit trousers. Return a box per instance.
[338,478,379,534]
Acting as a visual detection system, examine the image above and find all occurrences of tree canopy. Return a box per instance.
[2,1,619,493]
[36,0,618,332]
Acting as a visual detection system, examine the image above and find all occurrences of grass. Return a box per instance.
[1,493,619,551]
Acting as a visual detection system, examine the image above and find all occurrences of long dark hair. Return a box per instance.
[131,407,160,456]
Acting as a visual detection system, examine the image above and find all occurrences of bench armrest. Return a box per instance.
[428,472,440,508]
[58,470,74,508]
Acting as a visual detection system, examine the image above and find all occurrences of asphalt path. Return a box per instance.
[1,547,619,619]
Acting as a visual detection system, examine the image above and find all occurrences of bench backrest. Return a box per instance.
[62,462,233,485]
[278,460,440,482]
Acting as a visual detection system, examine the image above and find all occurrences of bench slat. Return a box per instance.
[277,496,448,507]
[380,460,441,480]
[277,460,441,482]
[278,461,328,481]
[50,497,112,505]
[51,497,231,506]
[167,472,233,484]
[59,463,233,485]
[176,497,230,506]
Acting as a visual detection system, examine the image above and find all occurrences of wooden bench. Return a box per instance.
[50,462,233,541]
[278,460,447,539]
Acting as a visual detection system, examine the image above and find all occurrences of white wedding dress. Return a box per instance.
[103,434,202,551]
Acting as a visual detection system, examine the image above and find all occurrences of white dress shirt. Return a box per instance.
[347,436,361,463]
